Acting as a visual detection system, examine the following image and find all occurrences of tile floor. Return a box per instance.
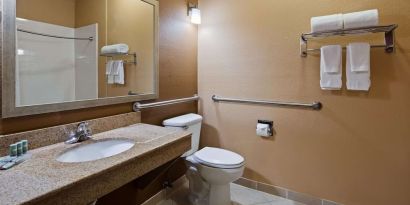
[156,182,305,205]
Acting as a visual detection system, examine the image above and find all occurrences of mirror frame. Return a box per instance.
[1,0,159,118]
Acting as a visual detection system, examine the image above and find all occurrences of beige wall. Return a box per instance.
[76,0,155,98]
[106,0,155,96]
[198,1,410,205]
[16,0,75,27]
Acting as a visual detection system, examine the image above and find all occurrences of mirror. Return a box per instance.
[1,0,159,118]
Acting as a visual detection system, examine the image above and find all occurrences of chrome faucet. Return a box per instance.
[65,122,92,144]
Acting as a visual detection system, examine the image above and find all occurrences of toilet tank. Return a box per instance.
[163,113,203,157]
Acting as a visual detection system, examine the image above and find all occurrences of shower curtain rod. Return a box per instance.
[17,28,94,41]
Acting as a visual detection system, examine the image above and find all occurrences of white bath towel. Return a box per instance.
[114,60,125,85]
[101,44,129,54]
[343,9,379,29]
[320,45,342,90]
[346,43,371,91]
[106,60,115,84]
[311,14,343,32]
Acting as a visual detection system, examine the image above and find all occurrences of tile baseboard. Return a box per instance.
[233,177,343,205]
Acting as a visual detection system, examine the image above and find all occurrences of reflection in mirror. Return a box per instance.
[15,0,155,107]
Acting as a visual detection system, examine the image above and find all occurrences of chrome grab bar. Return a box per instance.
[133,95,199,111]
[212,95,322,110]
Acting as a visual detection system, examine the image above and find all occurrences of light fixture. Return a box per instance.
[188,3,201,25]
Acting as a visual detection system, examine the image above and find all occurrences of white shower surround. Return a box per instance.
[16,18,98,107]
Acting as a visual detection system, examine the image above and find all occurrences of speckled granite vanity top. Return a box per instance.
[0,123,191,205]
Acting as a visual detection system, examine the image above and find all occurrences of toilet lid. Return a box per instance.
[193,147,244,169]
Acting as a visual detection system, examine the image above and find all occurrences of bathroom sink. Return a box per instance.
[56,139,135,163]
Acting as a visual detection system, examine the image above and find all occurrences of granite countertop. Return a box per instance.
[0,123,191,205]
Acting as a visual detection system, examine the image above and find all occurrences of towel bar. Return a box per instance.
[17,28,93,41]
[100,53,137,65]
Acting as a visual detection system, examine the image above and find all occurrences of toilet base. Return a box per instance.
[209,184,231,205]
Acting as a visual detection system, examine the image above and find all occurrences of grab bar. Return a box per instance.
[133,95,199,111]
[212,95,322,110]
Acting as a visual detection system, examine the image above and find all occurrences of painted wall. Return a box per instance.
[75,0,155,98]
[106,0,155,96]
[16,0,75,28]
[198,1,410,205]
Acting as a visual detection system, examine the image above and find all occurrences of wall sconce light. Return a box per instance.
[188,3,201,25]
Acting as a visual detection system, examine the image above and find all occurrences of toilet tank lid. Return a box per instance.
[163,113,203,127]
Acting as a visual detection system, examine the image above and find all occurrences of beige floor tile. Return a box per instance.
[156,182,305,205]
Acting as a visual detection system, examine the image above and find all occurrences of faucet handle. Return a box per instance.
[77,122,92,139]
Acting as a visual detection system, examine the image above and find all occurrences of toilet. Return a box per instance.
[163,113,245,205]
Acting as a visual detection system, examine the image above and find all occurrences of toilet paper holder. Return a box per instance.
[257,120,273,137]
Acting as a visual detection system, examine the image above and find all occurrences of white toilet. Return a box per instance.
[163,113,245,205]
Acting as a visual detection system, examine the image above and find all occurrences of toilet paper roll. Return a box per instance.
[256,123,270,137]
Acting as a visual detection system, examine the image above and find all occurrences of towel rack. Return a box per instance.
[133,95,199,111]
[100,52,137,65]
[300,24,398,57]
[212,95,322,110]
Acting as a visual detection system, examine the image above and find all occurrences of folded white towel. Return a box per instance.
[311,14,343,32]
[320,45,342,90]
[106,60,115,84]
[321,45,342,73]
[343,9,378,29]
[105,60,113,75]
[348,43,370,72]
[114,61,125,85]
[346,43,371,91]
[101,44,129,54]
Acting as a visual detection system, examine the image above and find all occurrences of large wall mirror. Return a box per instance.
[1,0,159,118]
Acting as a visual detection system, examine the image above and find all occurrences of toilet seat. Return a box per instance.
[193,147,244,169]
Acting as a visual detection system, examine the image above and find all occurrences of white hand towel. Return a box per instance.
[348,43,370,72]
[311,14,343,32]
[320,45,342,90]
[101,44,129,54]
[343,9,379,29]
[321,45,342,73]
[114,61,125,85]
[346,44,371,91]
[106,60,115,84]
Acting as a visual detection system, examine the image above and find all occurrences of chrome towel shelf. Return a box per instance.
[100,53,137,65]
[212,95,322,110]
[300,24,398,57]
[133,95,199,111]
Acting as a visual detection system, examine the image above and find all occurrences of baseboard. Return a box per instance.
[233,177,343,205]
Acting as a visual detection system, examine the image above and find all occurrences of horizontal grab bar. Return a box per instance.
[212,95,322,110]
[133,95,199,111]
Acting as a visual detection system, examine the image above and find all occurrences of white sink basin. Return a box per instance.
[57,139,135,163]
